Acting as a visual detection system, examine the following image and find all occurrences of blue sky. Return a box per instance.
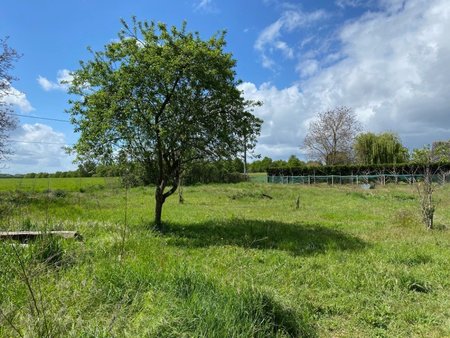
[2,0,450,173]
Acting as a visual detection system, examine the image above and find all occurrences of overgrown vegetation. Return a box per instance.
[1,178,450,337]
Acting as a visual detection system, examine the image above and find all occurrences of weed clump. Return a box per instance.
[32,237,65,266]
[400,275,432,293]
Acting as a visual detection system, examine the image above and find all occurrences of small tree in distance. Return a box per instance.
[287,155,304,167]
[414,146,436,230]
[354,132,409,165]
[411,141,450,164]
[303,106,361,165]
[67,18,262,230]
[412,142,450,230]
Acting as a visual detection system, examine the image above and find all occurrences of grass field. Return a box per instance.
[1,178,450,337]
[0,176,119,192]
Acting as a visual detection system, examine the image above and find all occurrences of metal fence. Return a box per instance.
[266,173,450,185]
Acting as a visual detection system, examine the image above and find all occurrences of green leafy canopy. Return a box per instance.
[67,18,262,227]
[68,18,262,168]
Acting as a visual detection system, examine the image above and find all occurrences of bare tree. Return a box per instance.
[417,165,435,230]
[414,143,449,230]
[303,106,361,165]
[0,37,20,161]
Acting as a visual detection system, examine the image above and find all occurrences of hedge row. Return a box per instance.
[267,162,450,176]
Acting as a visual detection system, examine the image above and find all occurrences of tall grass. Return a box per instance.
[0,178,449,336]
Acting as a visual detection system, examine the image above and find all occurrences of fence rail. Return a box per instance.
[266,173,450,185]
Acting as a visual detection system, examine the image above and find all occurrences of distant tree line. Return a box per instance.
[11,139,449,180]
[301,106,450,168]
[6,140,450,181]
[11,158,247,186]
[267,162,450,177]
[265,139,450,176]
[247,155,320,173]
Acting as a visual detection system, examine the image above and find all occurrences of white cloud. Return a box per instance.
[2,86,34,112]
[196,0,210,8]
[193,0,218,13]
[378,0,408,13]
[274,41,294,59]
[37,76,55,91]
[5,123,75,174]
[297,59,320,78]
[239,82,306,159]
[245,0,450,159]
[37,69,73,91]
[305,0,450,144]
[335,0,374,8]
[255,9,328,69]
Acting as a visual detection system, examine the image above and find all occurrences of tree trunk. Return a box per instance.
[419,167,435,230]
[154,186,165,232]
[178,176,184,204]
[153,173,179,231]
[243,141,247,175]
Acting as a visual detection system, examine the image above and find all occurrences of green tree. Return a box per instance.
[411,140,450,163]
[411,141,450,164]
[240,114,261,174]
[260,156,273,171]
[77,160,97,177]
[431,141,450,162]
[354,132,408,165]
[248,156,273,172]
[287,155,304,167]
[271,159,288,168]
[67,19,262,230]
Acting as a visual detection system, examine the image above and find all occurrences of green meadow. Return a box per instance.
[0,176,117,192]
[1,178,450,337]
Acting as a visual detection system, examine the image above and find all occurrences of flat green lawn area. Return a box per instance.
[1,179,450,337]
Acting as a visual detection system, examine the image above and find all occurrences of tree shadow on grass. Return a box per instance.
[163,219,367,256]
